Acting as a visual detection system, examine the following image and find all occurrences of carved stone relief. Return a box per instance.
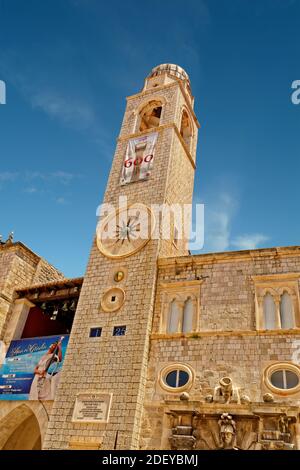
[166,409,296,450]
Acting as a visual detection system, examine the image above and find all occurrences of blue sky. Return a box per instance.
[0,0,299,278]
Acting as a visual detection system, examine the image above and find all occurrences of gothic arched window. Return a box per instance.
[263,293,276,329]
[253,274,300,331]
[280,292,294,329]
[180,109,192,150]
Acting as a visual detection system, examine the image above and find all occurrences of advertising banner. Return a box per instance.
[0,335,69,401]
[120,132,158,185]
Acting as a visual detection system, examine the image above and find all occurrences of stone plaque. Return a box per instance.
[72,393,112,423]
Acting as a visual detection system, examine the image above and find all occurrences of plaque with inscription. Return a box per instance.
[72,393,112,423]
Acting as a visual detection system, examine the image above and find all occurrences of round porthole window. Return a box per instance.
[264,363,300,395]
[165,370,189,388]
[270,370,299,389]
[159,364,193,392]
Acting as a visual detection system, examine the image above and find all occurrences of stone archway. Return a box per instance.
[0,404,42,450]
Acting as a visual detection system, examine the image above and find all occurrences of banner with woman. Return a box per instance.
[0,335,69,400]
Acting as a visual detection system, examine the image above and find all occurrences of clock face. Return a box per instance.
[96,203,155,259]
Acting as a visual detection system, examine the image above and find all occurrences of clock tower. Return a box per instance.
[44,64,199,450]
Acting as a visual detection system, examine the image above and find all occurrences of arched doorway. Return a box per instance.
[0,404,41,450]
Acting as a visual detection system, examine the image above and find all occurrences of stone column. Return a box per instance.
[274,296,281,329]
[3,298,35,344]
[177,301,185,333]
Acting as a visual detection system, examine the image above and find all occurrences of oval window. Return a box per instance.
[160,364,193,392]
[264,363,300,395]
[165,370,189,388]
[270,369,299,390]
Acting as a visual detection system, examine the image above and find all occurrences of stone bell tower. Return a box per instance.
[44,64,199,450]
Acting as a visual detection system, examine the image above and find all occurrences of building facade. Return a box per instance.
[1,64,300,450]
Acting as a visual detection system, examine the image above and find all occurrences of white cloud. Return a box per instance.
[231,234,269,250]
[31,91,95,130]
[51,171,77,184]
[56,197,68,205]
[0,171,80,201]
[194,188,269,254]
[0,52,97,132]
[203,192,237,252]
[24,171,79,184]
[24,187,38,194]
[0,172,18,183]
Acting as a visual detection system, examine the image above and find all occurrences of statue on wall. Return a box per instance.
[278,415,292,435]
[218,413,238,450]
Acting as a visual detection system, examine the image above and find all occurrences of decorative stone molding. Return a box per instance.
[212,377,242,404]
[218,413,238,450]
[161,403,300,450]
[159,363,194,393]
[263,362,300,396]
[100,287,125,313]
[258,414,294,450]
[96,204,155,260]
[158,280,202,334]
[108,266,128,285]
[167,410,197,450]
[252,273,300,330]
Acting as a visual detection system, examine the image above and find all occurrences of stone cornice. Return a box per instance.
[159,280,204,289]
[126,81,176,101]
[252,273,300,282]
[151,328,300,340]
[14,298,35,308]
[158,246,300,268]
[143,401,300,417]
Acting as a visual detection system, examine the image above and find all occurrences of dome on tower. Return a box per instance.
[148,64,190,85]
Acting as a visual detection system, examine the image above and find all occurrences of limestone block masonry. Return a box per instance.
[43,64,199,450]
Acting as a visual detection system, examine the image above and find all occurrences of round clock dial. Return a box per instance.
[96,203,155,259]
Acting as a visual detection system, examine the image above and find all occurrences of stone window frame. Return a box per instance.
[88,324,103,340]
[252,273,300,330]
[159,280,202,334]
[100,286,126,313]
[133,95,167,134]
[159,363,194,393]
[179,104,194,153]
[263,362,300,396]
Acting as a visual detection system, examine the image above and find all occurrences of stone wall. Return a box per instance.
[153,246,300,332]
[140,247,300,449]
[0,243,63,338]
[145,333,300,405]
